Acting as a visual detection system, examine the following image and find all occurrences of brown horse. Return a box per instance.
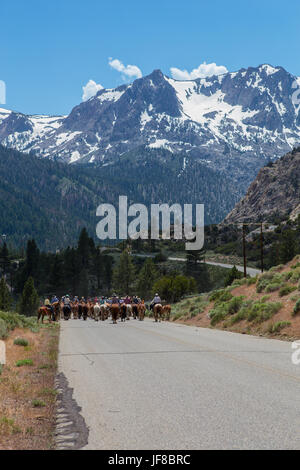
[138,303,146,321]
[71,302,79,319]
[162,305,171,321]
[153,303,163,322]
[110,304,120,324]
[52,301,61,321]
[38,306,52,324]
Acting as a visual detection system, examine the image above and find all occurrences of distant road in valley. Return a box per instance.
[134,253,261,277]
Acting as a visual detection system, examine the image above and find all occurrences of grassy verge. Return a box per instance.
[0,312,59,450]
[170,255,300,339]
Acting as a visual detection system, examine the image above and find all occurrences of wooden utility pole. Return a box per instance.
[260,223,264,273]
[242,224,247,278]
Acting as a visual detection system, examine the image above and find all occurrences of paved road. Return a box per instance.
[58,318,300,450]
[134,253,261,277]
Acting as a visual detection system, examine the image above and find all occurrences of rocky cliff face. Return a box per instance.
[224,148,300,223]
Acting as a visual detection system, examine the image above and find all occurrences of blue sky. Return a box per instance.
[1,0,299,115]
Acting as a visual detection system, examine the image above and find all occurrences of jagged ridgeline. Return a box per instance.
[0,145,238,249]
[224,147,300,223]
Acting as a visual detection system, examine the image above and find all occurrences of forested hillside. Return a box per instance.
[0,146,238,249]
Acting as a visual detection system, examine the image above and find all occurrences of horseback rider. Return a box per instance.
[50,295,59,321]
[124,295,131,305]
[51,295,59,304]
[111,294,120,305]
[62,295,71,320]
[150,293,161,311]
[44,297,54,316]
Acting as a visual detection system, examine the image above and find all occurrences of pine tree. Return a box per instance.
[0,242,10,275]
[77,228,91,269]
[224,266,242,286]
[26,239,40,277]
[280,230,296,264]
[18,277,40,317]
[113,250,135,295]
[0,276,12,311]
[49,254,65,296]
[137,258,158,299]
[186,248,209,291]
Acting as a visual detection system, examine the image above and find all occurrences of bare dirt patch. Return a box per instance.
[0,323,59,450]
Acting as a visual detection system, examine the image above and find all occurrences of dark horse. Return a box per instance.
[120,304,127,322]
[63,304,71,320]
[52,301,61,321]
[82,303,89,321]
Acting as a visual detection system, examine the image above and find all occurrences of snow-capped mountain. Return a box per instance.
[1,64,299,178]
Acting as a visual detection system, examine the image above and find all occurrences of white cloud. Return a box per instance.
[82,80,104,101]
[108,58,142,79]
[170,62,228,80]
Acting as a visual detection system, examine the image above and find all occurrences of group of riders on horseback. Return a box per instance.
[38,293,171,324]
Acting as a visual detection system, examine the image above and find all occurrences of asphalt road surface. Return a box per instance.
[58,318,300,450]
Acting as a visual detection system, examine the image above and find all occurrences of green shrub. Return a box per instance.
[265,282,281,292]
[16,359,33,367]
[279,285,297,297]
[227,296,245,314]
[228,310,248,325]
[291,262,300,270]
[269,265,284,272]
[14,337,29,347]
[0,311,37,334]
[290,267,300,283]
[293,299,300,316]
[247,301,282,323]
[268,321,291,333]
[32,399,46,408]
[0,318,8,339]
[210,308,227,326]
[246,276,257,286]
[256,276,271,293]
[209,289,233,304]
